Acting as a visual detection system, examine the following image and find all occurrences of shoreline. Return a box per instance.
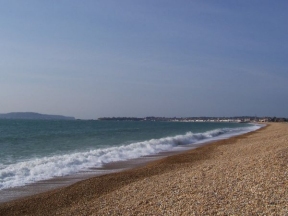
[0,123,259,203]
[0,123,287,215]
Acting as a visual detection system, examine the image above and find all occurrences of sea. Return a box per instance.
[0,119,262,202]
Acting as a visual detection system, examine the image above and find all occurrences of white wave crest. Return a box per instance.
[0,124,261,190]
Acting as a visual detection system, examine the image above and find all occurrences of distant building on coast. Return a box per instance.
[97,116,287,123]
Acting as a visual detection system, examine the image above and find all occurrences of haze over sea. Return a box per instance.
[0,119,261,193]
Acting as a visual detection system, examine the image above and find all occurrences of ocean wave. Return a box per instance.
[0,124,261,190]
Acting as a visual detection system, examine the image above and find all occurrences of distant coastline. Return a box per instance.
[98,116,287,123]
[0,112,75,120]
[0,113,286,122]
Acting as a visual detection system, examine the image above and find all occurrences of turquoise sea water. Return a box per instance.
[0,120,260,190]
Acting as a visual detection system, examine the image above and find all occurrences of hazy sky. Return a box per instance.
[1,1,287,119]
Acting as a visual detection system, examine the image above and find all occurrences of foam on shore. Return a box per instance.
[2,123,286,215]
[0,124,261,193]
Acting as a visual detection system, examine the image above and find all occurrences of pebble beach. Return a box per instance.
[0,123,287,215]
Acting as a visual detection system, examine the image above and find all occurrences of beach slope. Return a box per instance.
[0,123,287,215]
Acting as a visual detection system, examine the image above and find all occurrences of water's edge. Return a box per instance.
[0,124,264,203]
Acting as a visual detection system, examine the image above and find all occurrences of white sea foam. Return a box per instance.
[0,124,261,190]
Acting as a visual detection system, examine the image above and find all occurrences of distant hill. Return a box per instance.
[0,112,75,120]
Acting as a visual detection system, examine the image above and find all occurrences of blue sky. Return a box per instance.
[1,1,287,119]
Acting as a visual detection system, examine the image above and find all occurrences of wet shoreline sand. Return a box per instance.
[0,123,287,215]
[0,137,198,204]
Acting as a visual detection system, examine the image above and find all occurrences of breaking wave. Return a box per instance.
[0,124,261,190]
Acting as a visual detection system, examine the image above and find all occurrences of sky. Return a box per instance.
[0,0,287,119]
